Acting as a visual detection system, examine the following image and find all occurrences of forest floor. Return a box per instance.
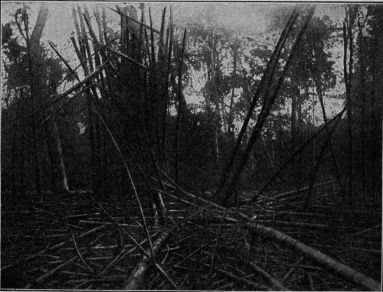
[1,179,381,290]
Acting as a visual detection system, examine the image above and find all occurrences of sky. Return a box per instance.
[1,2,345,50]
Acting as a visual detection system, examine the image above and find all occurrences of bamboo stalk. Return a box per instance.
[307,272,314,290]
[124,231,171,289]
[48,41,80,82]
[86,115,156,262]
[248,106,346,204]
[161,171,380,291]
[244,223,381,291]
[84,136,178,289]
[282,256,304,281]
[98,237,150,277]
[82,12,149,71]
[71,231,94,273]
[107,47,149,70]
[189,257,265,290]
[56,63,108,99]
[1,225,105,272]
[303,111,342,210]
[174,29,187,184]
[249,261,288,290]
[111,7,160,34]
[270,181,334,201]
[216,9,299,195]
[35,255,77,283]
[223,7,315,205]
[160,19,173,160]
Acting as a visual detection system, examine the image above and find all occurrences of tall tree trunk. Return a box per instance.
[290,89,297,187]
[343,12,354,205]
[44,127,56,193]
[10,108,18,194]
[214,102,221,167]
[262,135,274,169]
[311,92,316,168]
[297,90,303,185]
[304,113,341,210]
[160,23,173,162]
[72,7,99,192]
[216,11,298,195]
[369,7,382,198]
[221,8,314,205]
[48,118,69,193]
[24,4,48,199]
[309,67,344,197]
[277,111,284,168]
[358,25,367,193]
[20,121,26,195]
[174,29,187,184]
[228,48,237,137]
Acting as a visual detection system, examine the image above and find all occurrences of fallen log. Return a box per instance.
[124,231,170,290]
[161,171,381,291]
[35,255,78,284]
[257,220,328,229]
[249,261,288,290]
[244,223,381,291]
[1,225,105,272]
[271,181,335,201]
[282,256,304,281]
[189,256,268,290]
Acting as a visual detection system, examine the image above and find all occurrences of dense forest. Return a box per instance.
[1,2,381,290]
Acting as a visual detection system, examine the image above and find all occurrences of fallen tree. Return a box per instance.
[124,231,170,289]
[248,261,288,290]
[244,223,381,291]
[160,171,381,291]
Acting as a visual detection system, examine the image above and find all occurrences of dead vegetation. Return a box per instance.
[1,3,381,290]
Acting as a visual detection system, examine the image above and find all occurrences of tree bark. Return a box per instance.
[244,223,380,291]
[174,29,186,184]
[222,9,314,206]
[124,231,170,289]
[24,4,49,199]
[303,112,341,210]
[343,15,354,205]
[161,176,380,291]
[216,11,298,195]
[45,117,69,193]
[71,8,100,192]
[252,107,346,203]
[358,24,367,193]
[308,54,344,197]
[228,47,237,136]
[249,261,288,290]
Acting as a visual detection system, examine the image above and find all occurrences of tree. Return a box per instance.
[267,8,341,190]
[2,4,70,196]
[186,14,237,167]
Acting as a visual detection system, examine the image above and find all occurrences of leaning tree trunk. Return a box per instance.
[221,9,314,206]
[216,10,298,196]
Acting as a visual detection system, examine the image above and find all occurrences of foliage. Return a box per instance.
[0,3,381,199]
